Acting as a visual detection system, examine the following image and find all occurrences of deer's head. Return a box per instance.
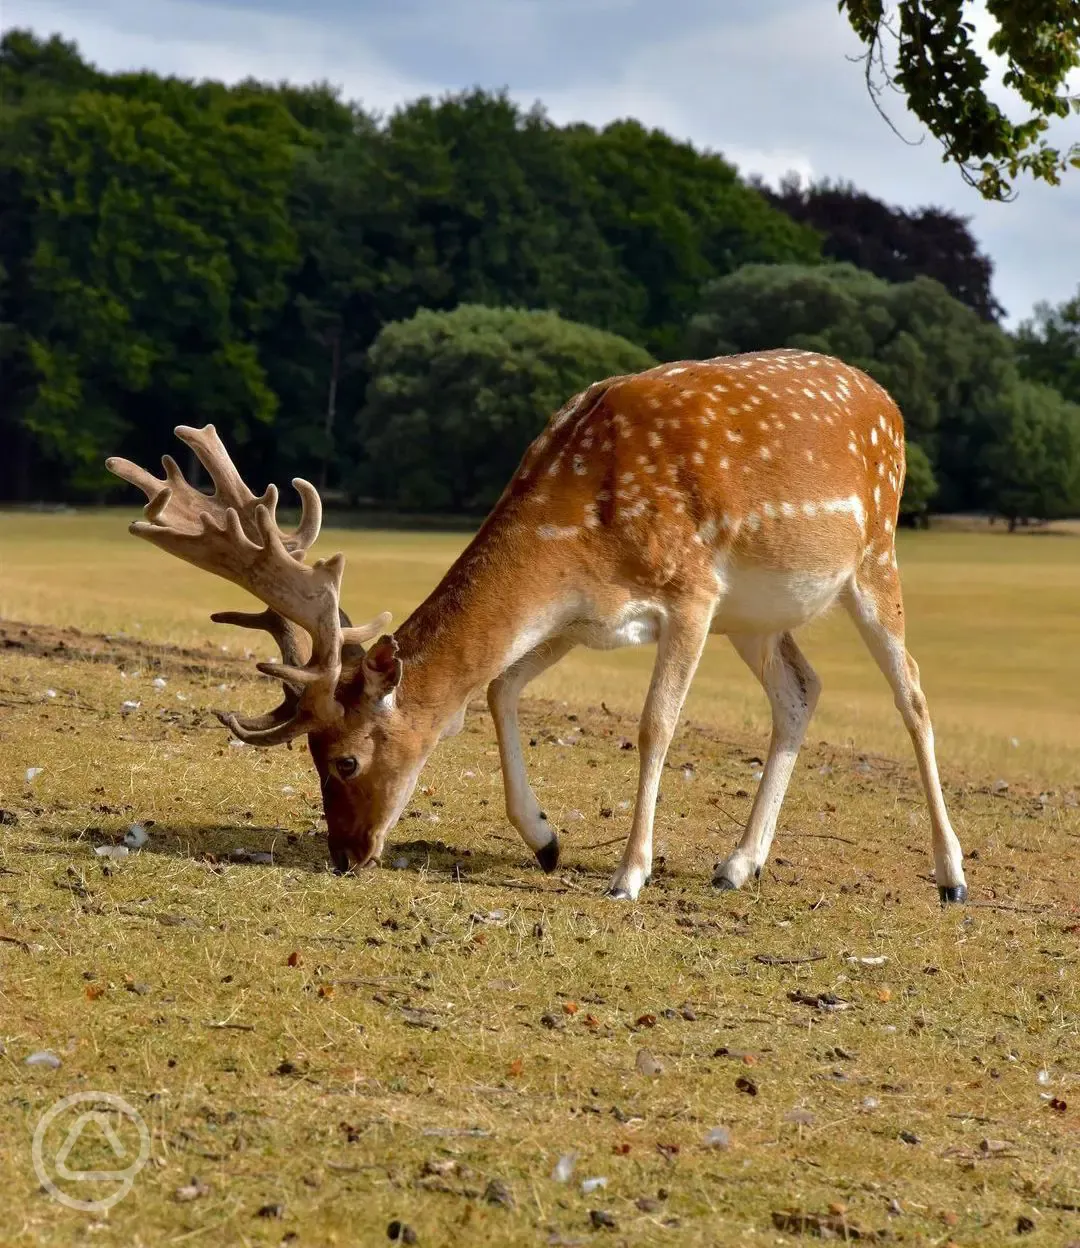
[106,425,426,871]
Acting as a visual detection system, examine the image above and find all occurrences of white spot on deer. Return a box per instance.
[726,430,743,444]
[802,387,816,399]
[847,440,858,455]
[537,524,579,540]
[820,494,867,531]
[745,511,761,531]
[596,490,611,502]
[583,502,600,528]
[648,397,662,409]
[763,502,778,520]
[620,471,635,484]
[601,439,613,452]
[572,454,587,476]
[878,414,888,431]
[781,502,796,518]
[547,457,563,477]
[870,427,879,447]
[749,394,762,406]
[665,366,688,377]
[759,445,772,460]
[876,549,891,565]
[757,420,770,432]
[692,451,704,465]
[801,501,817,517]
[698,516,718,544]
[805,449,814,462]
[718,456,729,470]
[647,430,661,448]
[873,484,881,506]
[644,463,657,474]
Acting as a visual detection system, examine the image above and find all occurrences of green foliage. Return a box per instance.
[840,0,1080,200]
[1014,287,1080,406]
[980,380,1080,524]
[899,440,937,523]
[564,120,823,356]
[355,305,655,511]
[685,262,1020,510]
[0,59,302,492]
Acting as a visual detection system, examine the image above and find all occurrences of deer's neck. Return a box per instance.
[393,503,562,732]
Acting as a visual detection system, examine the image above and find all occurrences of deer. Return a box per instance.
[106,347,968,905]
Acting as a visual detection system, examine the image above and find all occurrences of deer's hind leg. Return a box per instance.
[843,553,967,903]
[713,631,821,891]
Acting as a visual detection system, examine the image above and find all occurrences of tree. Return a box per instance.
[1014,287,1080,406]
[758,177,1003,320]
[899,440,938,525]
[0,81,302,495]
[840,0,1080,200]
[563,120,823,356]
[354,305,656,512]
[980,380,1080,526]
[684,262,1018,509]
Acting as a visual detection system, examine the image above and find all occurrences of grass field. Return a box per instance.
[2,511,1079,1246]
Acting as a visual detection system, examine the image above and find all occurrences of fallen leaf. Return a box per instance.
[287,951,302,967]
[563,1002,579,1016]
[508,1058,524,1077]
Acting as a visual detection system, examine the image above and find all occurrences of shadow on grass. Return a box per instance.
[85,823,579,887]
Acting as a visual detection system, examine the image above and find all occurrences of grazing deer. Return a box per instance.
[106,348,968,904]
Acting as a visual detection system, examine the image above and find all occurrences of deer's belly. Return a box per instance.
[566,600,665,650]
[711,564,850,635]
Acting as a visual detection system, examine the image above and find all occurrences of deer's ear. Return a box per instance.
[361,635,402,702]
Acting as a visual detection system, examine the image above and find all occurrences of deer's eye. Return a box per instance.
[335,756,358,779]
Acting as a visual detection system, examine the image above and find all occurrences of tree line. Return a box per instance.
[2,29,1079,527]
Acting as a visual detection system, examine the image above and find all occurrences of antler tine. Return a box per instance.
[288,478,323,555]
[210,607,311,667]
[173,424,256,513]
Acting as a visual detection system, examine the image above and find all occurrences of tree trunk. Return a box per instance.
[320,330,341,493]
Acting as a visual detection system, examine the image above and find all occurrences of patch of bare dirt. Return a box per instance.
[0,619,250,680]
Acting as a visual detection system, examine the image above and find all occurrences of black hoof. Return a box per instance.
[713,876,738,891]
[606,887,633,901]
[938,884,968,904]
[535,837,560,874]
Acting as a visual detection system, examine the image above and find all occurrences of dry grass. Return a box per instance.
[1,513,1079,1246]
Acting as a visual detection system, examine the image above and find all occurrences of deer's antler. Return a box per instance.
[106,425,391,744]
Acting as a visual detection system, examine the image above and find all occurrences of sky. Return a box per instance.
[5,0,1080,328]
